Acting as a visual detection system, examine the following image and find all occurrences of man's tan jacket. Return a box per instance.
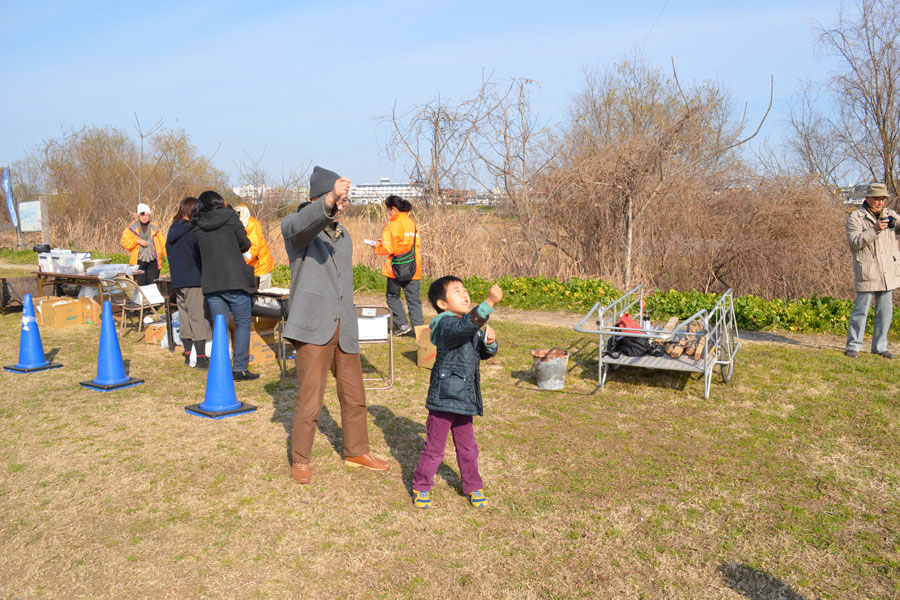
[846,205,900,292]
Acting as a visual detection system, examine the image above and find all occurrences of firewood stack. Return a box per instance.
[661,319,705,359]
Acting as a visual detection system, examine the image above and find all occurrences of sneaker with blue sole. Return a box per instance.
[413,489,432,509]
[466,489,488,508]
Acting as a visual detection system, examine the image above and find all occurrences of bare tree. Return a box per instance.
[380,79,498,207]
[233,149,309,235]
[816,0,900,197]
[549,56,771,287]
[463,79,558,272]
[25,123,227,252]
[786,81,851,191]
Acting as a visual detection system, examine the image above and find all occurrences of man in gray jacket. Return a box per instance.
[845,182,900,359]
[281,166,391,484]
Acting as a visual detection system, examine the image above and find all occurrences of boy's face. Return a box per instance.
[437,281,470,315]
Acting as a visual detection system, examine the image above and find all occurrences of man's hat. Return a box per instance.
[865,183,889,198]
[137,202,151,214]
[309,166,341,200]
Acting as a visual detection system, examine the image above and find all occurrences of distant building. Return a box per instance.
[466,189,503,205]
[232,184,307,205]
[349,178,423,204]
[442,188,471,205]
[841,183,870,205]
[232,184,271,200]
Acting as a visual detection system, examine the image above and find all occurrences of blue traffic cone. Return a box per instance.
[185,313,256,419]
[4,293,62,373]
[80,301,144,391]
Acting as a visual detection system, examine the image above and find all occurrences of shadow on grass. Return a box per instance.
[368,404,462,496]
[564,336,697,394]
[359,353,390,387]
[401,349,417,365]
[265,375,347,467]
[718,562,809,600]
[508,335,708,395]
[46,347,61,362]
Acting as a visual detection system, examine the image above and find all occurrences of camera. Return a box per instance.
[887,215,897,229]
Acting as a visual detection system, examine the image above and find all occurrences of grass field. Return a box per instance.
[1,308,899,599]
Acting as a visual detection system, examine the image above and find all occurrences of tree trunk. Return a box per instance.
[624,193,634,288]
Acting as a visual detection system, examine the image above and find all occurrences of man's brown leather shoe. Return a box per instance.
[344,453,391,471]
[290,463,311,484]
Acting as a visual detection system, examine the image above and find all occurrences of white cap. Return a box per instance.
[137,203,151,215]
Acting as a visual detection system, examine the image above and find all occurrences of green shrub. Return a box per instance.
[646,289,877,335]
[272,264,291,287]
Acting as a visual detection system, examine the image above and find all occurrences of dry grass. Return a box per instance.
[266,206,511,281]
[1,306,899,598]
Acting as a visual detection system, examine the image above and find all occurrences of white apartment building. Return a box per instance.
[349,177,423,204]
[232,183,271,200]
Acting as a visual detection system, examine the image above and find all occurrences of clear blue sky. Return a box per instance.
[2,0,845,186]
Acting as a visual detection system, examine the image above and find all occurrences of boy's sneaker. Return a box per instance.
[412,489,432,509]
[466,489,488,508]
[393,324,411,337]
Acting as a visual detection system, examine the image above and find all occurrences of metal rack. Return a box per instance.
[574,285,740,399]
[357,305,393,390]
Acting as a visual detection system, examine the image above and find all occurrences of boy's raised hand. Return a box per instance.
[486,283,503,307]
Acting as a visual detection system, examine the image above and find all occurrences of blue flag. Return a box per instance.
[2,167,16,229]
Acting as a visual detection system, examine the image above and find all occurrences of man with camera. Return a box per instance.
[846,182,900,359]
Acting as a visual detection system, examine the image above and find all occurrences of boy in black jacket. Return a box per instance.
[410,276,502,509]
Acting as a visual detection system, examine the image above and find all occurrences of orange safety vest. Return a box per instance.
[242,214,274,276]
[375,212,421,280]
[120,220,167,265]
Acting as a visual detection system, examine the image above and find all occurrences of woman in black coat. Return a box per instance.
[192,190,258,381]
[166,196,211,368]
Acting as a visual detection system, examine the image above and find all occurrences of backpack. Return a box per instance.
[616,312,642,333]
[606,335,652,357]
[604,312,654,358]
[391,227,418,283]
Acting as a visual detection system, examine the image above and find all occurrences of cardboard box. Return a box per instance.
[252,316,280,333]
[30,296,55,326]
[37,297,83,329]
[415,325,436,369]
[251,317,278,339]
[227,319,281,365]
[77,297,102,325]
[143,322,167,344]
[248,331,277,365]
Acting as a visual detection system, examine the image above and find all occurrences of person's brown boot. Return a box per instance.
[290,463,311,484]
[344,454,391,471]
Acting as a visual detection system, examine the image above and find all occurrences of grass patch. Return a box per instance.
[0,248,39,264]
[1,311,899,598]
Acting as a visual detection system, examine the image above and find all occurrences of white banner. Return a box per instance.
[18,201,42,232]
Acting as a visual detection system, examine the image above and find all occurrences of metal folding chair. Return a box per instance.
[357,305,393,390]
[111,276,164,336]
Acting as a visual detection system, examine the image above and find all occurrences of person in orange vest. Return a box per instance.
[373,195,423,336]
[235,205,275,289]
[120,202,167,286]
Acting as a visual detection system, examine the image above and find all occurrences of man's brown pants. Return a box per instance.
[290,323,370,465]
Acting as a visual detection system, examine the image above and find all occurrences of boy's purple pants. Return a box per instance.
[411,410,484,494]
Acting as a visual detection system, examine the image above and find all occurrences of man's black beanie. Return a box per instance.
[309,166,341,200]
